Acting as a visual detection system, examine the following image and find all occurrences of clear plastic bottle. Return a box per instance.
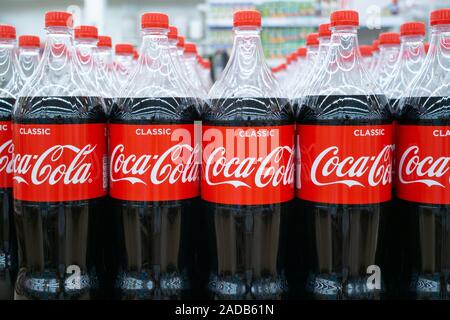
[17,35,41,84]
[0,24,19,300]
[183,43,207,97]
[74,25,100,98]
[290,33,319,100]
[12,11,107,300]
[297,10,392,300]
[109,12,199,300]
[396,9,450,300]
[113,43,135,92]
[296,23,332,99]
[203,10,293,300]
[359,45,373,71]
[95,35,116,114]
[373,32,401,90]
[385,22,426,116]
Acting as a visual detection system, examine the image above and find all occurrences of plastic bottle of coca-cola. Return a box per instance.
[12,11,107,300]
[297,10,392,300]
[383,22,426,299]
[359,45,373,71]
[374,32,401,90]
[0,24,19,300]
[203,10,294,299]
[95,35,116,114]
[109,12,199,300]
[396,9,450,300]
[113,43,135,91]
[17,35,41,84]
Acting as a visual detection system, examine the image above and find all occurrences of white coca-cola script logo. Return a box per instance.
[310,145,392,187]
[204,146,295,188]
[0,140,13,175]
[110,144,199,185]
[13,144,97,185]
[398,146,450,187]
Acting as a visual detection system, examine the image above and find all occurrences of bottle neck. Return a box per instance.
[18,47,41,79]
[0,38,19,96]
[75,38,97,69]
[429,24,450,57]
[228,26,267,79]
[140,28,170,66]
[400,35,425,62]
[376,44,400,71]
[329,26,360,65]
[42,27,74,72]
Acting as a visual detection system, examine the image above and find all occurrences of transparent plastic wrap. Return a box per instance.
[297,10,392,300]
[396,9,450,300]
[12,11,107,300]
[108,12,200,300]
[202,10,294,300]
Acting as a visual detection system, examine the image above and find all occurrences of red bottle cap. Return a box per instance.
[74,25,98,39]
[430,8,450,26]
[318,23,331,37]
[177,36,185,48]
[45,11,73,28]
[18,35,40,47]
[141,12,169,29]
[98,36,112,48]
[400,22,426,36]
[359,45,372,57]
[372,39,380,52]
[330,10,359,27]
[306,33,319,46]
[203,60,211,69]
[379,32,401,45]
[424,42,430,53]
[297,47,307,57]
[133,50,139,60]
[279,63,287,71]
[184,42,197,54]
[168,26,178,40]
[0,25,16,40]
[115,43,134,55]
[233,10,261,28]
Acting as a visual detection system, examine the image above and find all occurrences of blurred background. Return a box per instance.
[0,0,449,68]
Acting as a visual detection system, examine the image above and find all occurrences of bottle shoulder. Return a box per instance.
[12,96,106,123]
[203,97,293,125]
[297,95,391,124]
[110,97,199,123]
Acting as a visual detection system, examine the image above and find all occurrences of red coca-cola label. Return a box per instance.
[297,125,393,204]
[0,121,13,188]
[13,123,107,202]
[397,125,450,204]
[109,124,200,201]
[202,125,295,205]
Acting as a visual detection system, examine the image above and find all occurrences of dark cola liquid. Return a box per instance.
[398,96,450,300]
[12,96,106,300]
[202,98,293,300]
[0,97,15,299]
[109,97,199,300]
[297,95,392,300]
